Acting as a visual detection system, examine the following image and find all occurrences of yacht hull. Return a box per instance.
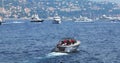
[31,20,44,22]
[52,20,61,24]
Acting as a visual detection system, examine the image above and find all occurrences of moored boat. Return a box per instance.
[53,14,61,24]
[0,17,3,25]
[31,14,44,22]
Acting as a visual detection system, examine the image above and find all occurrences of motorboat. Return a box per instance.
[31,14,44,22]
[0,21,1,25]
[53,14,61,24]
[52,38,80,53]
[0,17,3,25]
[74,16,93,22]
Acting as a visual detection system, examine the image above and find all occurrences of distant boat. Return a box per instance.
[52,38,80,53]
[0,0,4,25]
[110,17,120,22]
[0,17,3,25]
[98,15,120,22]
[31,14,44,22]
[74,16,93,22]
[98,15,113,21]
[53,14,61,24]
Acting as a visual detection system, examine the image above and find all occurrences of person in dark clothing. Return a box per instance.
[60,39,77,46]
[71,39,75,44]
[61,41,64,44]
[66,40,71,45]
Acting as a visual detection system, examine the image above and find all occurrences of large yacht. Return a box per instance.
[74,16,93,22]
[31,14,44,22]
[53,14,61,24]
[0,17,3,25]
[98,15,120,22]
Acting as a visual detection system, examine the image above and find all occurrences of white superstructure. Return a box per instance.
[31,14,44,22]
[74,16,93,22]
[53,14,61,24]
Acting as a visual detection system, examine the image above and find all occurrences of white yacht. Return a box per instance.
[0,17,3,25]
[74,16,93,22]
[53,14,61,24]
[110,17,120,22]
[99,15,113,21]
[31,14,44,22]
[52,38,80,53]
[100,15,120,22]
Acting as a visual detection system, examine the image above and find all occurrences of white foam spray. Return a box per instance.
[34,52,68,59]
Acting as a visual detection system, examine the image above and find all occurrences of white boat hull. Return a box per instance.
[53,20,61,24]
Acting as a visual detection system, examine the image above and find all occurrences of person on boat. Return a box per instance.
[63,39,74,45]
[61,41,66,46]
[59,39,76,46]
[70,39,76,44]
[59,39,68,46]
[66,40,71,45]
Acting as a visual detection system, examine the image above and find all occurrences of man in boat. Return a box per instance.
[58,39,76,46]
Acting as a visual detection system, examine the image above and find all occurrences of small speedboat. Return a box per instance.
[52,38,80,53]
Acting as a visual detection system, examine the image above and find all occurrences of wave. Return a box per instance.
[12,21,24,24]
[47,52,68,57]
[34,52,68,59]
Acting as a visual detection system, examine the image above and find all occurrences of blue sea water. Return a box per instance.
[0,20,120,63]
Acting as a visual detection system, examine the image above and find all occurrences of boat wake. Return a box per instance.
[47,52,68,57]
[34,52,68,59]
[12,21,24,24]
[3,21,24,24]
